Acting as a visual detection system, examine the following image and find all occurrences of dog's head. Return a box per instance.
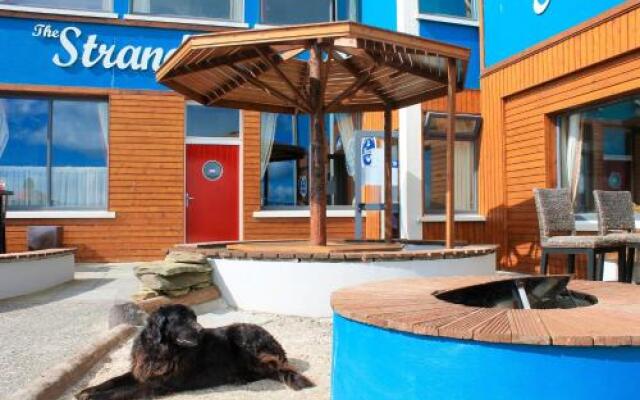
[143,304,203,348]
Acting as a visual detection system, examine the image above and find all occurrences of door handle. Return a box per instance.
[185,193,195,207]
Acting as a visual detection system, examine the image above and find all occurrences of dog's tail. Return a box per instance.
[277,365,315,391]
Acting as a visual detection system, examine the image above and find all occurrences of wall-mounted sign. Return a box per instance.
[533,0,551,15]
[298,175,308,199]
[361,137,376,167]
[202,160,223,181]
[0,17,192,90]
[32,23,189,72]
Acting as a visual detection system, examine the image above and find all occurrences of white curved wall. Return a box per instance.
[0,254,75,300]
[210,253,496,317]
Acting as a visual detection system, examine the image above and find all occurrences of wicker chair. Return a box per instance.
[533,188,625,280]
[594,190,640,282]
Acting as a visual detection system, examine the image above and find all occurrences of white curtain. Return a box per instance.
[0,99,8,160]
[52,167,108,208]
[0,166,47,208]
[565,113,583,202]
[132,0,151,13]
[97,101,109,151]
[0,166,107,209]
[454,141,473,211]
[230,0,240,20]
[336,113,356,177]
[260,113,277,180]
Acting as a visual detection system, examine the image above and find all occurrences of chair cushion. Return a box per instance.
[605,232,640,245]
[542,235,624,249]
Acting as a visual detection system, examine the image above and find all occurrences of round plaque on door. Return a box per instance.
[202,160,223,181]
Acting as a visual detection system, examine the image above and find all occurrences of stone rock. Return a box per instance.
[165,251,208,265]
[191,281,213,290]
[134,261,212,277]
[132,288,160,302]
[108,302,147,328]
[138,272,211,291]
[165,287,191,297]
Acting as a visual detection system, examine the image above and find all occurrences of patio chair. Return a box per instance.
[533,188,625,280]
[594,190,639,282]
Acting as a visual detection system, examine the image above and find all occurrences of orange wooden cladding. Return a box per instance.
[6,92,185,261]
[480,2,640,274]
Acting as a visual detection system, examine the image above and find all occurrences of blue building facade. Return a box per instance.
[0,0,482,260]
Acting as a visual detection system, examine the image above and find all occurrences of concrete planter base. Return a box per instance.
[0,249,75,300]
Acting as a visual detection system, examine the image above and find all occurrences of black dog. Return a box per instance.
[76,304,314,399]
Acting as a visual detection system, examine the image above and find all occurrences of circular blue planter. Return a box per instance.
[331,314,640,400]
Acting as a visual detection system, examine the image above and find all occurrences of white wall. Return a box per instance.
[397,0,423,239]
[0,254,75,300]
[211,254,496,317]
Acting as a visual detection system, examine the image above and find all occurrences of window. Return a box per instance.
[186,105,240,138]
[419,0,477,20]
[260,0,358,25]
[131,0,243,22]
[0,97,108,210]
[423,112,481,214]
[260,113,360,207]
[558,94,640,215]
[0,0,112,12]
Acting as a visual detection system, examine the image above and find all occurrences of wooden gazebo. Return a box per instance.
[157,22,470,248]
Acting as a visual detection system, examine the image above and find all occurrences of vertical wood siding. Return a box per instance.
[6,92,185,261]
[481,3,640,274]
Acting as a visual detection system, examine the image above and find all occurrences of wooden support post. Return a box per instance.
[445,58,457,249]
[309,44,327,246]
[384,107,393,243]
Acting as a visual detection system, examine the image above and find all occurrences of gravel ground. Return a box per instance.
[0,263,138,399]
[64,304,333,400]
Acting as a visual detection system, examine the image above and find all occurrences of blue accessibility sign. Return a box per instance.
[361,137,376,166]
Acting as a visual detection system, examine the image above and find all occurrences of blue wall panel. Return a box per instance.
[332,314,640,400]
[483,0,627,67]
[419,20,479,89]
[0,17,191,90]
[245,0,260,26]
[360,0,396,30]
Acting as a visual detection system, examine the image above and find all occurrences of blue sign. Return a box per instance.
[483,0,626,67]
[298,175,308,198]
[202,160,223,181]
[361,137,376,167]
[0,17,193,90]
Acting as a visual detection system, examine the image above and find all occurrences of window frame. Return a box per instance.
[417,0,479,24]
[259,0,358,26]
[0,0,117,19]
[184,102,242,145]
[422,111,481,215]
[0,94,110,212]
[127,0,246,25]
[260,112,358,210]
[555,98,640,222]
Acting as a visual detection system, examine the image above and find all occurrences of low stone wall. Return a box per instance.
[0,249,75,300]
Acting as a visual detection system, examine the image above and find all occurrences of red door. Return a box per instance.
[186,144,239,243]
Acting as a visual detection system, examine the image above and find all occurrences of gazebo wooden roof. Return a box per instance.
[157,22,469,114]
[157,22,470,248]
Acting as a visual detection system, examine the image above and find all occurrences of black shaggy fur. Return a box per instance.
[76,304,314,400]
